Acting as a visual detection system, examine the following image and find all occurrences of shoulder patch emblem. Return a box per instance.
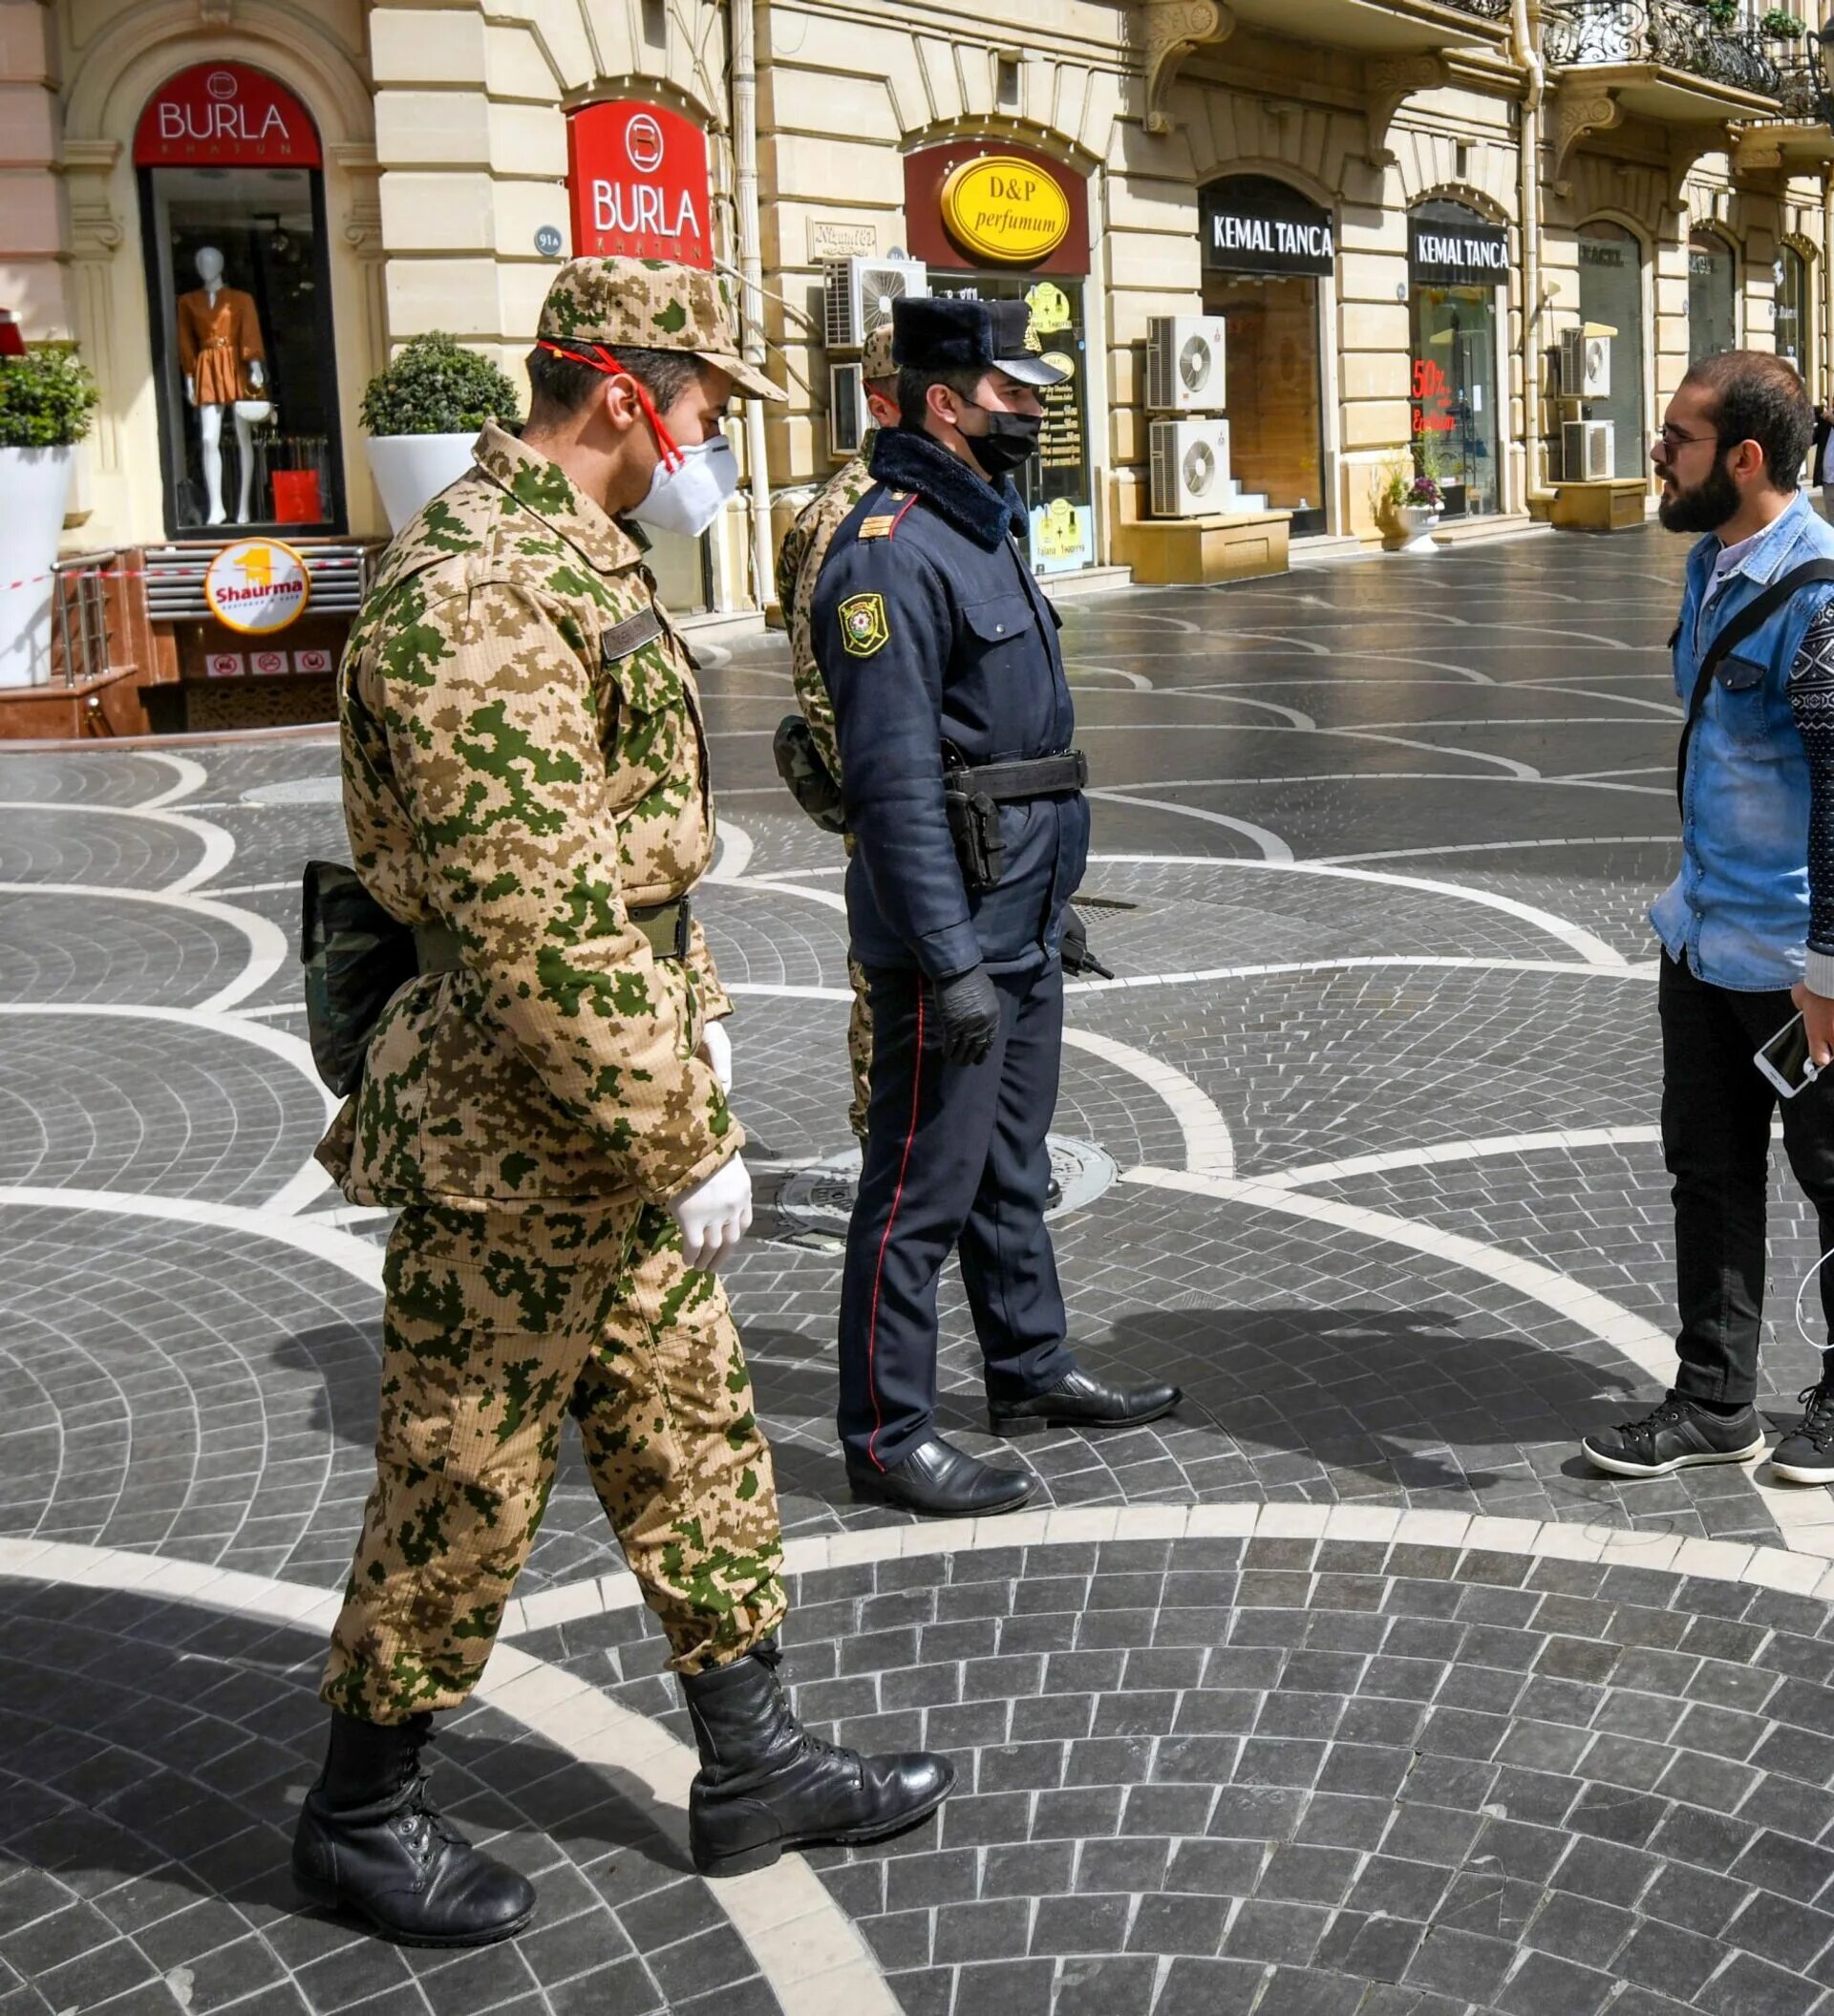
[839,591,890,658]
[858,514,896,541]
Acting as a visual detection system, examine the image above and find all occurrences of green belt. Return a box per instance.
[414,896,690,975]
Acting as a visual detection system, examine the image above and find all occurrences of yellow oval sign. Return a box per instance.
[940,155,1071,266]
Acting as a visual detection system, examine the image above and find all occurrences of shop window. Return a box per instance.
[134,65,344,537]
[1407,200,1506,519]
[1777,244,1810,385]
[1689,229,1738,364]
[1576,221,1647,479]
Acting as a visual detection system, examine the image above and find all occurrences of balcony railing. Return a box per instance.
[1544,0,1781,96]
[1440,0,1512,16]
[1772,46,1834,122]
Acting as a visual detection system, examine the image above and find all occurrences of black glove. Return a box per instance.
[1059,906,1114,981]
[936,965,1001,1066]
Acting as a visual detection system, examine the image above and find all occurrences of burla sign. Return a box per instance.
[134,63,321,168]
[566,101,711,268]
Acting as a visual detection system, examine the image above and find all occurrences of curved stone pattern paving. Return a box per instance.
[11,522,1834,2012]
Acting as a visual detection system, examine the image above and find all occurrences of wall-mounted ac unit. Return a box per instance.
[1149,418,1233,517]
[823,256,928,349]
[1559,327,1611,398]
[1145,316,1227,414]
[829,362,867,461]
[1562,418,1614,481]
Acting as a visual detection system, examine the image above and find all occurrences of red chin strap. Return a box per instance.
[536,339,684,471]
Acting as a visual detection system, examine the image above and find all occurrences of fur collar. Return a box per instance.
[869,426,1029,550]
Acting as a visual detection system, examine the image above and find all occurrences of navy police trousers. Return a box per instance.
[838,959,1077,1473]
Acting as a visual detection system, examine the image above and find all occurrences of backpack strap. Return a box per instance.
[1675,559,1834,811]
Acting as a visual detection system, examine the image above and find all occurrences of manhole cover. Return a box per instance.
[778,1134,1117,1235]
[240,775,343,806]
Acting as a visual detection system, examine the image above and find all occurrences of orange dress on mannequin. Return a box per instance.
[177,286,267,405]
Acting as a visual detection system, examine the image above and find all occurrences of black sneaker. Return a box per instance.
[1771,1379,1834,1485]
[1581,1394,1766,1478]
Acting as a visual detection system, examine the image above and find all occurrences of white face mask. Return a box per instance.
[631,435,738,538]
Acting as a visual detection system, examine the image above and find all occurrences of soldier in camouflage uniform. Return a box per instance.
[293,258,950,1947]
[776,327,901,1139]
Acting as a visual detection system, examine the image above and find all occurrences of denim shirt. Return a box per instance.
[1651,490,1834,989]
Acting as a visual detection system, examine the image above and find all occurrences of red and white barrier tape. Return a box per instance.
[1,556,366,592]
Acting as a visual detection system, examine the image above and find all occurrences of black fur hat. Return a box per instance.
[889,296,1065,386]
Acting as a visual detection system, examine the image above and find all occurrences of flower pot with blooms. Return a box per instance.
[1396,474,1443,554]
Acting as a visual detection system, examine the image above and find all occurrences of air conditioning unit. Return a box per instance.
[823,257,928,349]
[1562,418,1615,481]
[1150,418,1233,517]
[828,361,867,462]
[1145,316,1227,414]
[1559,327,1611,398]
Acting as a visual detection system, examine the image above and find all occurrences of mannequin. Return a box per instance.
[177,246,268,524]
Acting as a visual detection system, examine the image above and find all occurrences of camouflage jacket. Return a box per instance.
[777,430,878,786]
[317,421,740,1212]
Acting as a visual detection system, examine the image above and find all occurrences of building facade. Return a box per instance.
[3,0,1833,709]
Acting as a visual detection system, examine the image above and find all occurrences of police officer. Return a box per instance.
[292,257,950,1944]
[812,296,1180,1518]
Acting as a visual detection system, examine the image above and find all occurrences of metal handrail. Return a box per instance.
[49,549,125,690]
[1543,0,1781,96]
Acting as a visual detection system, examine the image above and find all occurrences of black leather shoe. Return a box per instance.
[682,1639,953,1877]
[990,1367,1182,1436]
[292,1709,536,1946]
[846,1432,1037,1517]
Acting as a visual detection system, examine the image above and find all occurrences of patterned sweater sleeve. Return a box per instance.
[1791,597,1834,994]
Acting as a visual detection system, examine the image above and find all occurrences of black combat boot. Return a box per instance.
[292,1708,536,1946]
[681,1640,953,1878]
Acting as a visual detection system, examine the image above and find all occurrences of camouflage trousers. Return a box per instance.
[847,955,873,1144]
[322,1198,786,1723]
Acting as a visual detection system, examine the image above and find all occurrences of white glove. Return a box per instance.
[699,1017,733,1093]
[669,1154,752,1272]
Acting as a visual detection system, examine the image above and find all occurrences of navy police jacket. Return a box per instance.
[811,427,1090,978]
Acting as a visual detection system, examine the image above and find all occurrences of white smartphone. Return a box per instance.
[1757,1013,1822,1099]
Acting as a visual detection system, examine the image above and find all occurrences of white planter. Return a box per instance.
[1396,504,1441,555]
[0,445,75,690]
[365,433,477,534]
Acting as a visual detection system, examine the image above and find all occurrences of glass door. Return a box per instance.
[1200,272,1326,537]
[1577,222,1647,479]
[1410,284,1501,517]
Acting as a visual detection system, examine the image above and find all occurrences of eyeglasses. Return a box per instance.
[1654,423,1719,452]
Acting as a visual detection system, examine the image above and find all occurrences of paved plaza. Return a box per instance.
[15,521,1834,2014]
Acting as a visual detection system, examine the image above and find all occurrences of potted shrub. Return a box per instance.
[360,333,522,532]
[1396,473,1443,554]
[0,340,98,689]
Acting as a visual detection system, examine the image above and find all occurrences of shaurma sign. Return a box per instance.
[566,101,712,269]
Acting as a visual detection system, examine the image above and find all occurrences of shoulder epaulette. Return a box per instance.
[858,491,917,542]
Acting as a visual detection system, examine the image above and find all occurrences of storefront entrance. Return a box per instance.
[905,141,1097,574]
[1689,229,1738,364]
[135,65,345,537]
[1407,201,1507,519]
[1199,176,1330,538]
[1577,222,1647,480]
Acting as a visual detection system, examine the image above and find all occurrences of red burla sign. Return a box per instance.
[566,101,711,269]
[135,63,322,168]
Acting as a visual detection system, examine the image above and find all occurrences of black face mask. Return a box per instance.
[955,399,1042,478]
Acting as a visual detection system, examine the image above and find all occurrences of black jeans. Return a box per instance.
[1662,948,1834,1405]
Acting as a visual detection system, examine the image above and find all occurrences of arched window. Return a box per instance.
[1689,229,1738,364]
[1576,222,1646,479]
[1777,244,1810,386]
[134,63,345,536]
[1407,199,1508,518]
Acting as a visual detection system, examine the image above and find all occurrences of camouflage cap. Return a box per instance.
[861,326,897,383]
[538,256,783,402]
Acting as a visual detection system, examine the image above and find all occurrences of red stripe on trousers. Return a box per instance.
[864,985,926,1470]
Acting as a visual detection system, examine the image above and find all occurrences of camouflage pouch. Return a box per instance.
[301,859,418,1097]
[773,713,847,834]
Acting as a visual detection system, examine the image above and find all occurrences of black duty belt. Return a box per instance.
[414,895,691,974]
[941,749,1088,801]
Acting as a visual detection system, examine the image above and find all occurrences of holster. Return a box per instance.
[774,714,847,835]
[300,859,418,1098]
[942,747,1088,895]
